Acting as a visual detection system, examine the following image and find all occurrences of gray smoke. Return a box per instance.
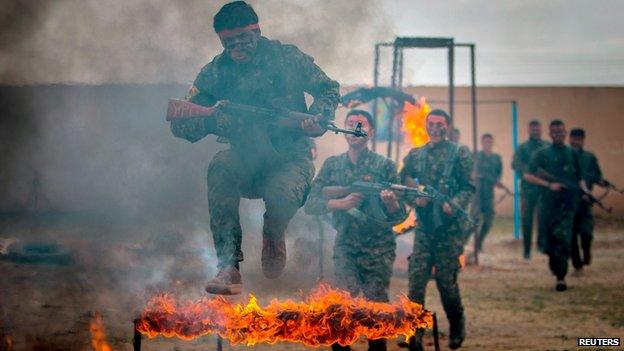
[0,0,391,85]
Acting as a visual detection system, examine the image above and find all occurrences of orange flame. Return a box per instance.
[136,284,432,347]
[90,312,113,351]
[402,97,431,148]
[393,209,418,235]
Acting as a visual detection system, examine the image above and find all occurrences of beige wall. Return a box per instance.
[314,86,624,217]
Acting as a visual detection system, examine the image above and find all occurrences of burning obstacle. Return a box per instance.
[134,284,432,348]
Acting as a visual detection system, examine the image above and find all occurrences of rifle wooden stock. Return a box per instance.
[166,99,219,121]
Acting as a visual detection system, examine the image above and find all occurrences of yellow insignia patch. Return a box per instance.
[185,85,200,100]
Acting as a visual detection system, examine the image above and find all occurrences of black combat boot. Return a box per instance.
[448,314,465,349]
[368,338,387,351]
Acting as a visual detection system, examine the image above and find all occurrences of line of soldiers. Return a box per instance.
[514,120,608,291]
[168,2,612,351]
[459,118,609,292]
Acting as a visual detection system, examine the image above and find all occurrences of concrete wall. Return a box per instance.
[2,85,623,218]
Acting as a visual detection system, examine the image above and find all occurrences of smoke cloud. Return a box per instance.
[0,0,391,85]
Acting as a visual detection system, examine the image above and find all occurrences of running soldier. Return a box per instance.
[512,120,549,259]
[305,110,407,351]
[401,109,475,350]
[524,120,588,291]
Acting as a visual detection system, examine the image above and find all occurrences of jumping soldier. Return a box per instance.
[170,1,340,295]
[512,120,549,259]
[400,109,475,350]
[305,110,407,351]
[524,120,588,291]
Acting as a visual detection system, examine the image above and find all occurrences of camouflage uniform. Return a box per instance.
[571,148,603,269]
[305,149,407,302]
[171,37,340,269]
[512,137,549,257]
[528,144,581,280]
[400,140,474,346]
[473,151,503,252]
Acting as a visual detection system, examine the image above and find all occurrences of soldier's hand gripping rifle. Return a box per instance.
[536,169,613,213]
[422,185,477,229]
[166,99,367,137]
[322,181,431,224]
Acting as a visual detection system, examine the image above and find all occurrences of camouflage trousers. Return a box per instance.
[540,193,578,279]
[471,192,495,252]
[333,239,396,302]
[571,201,594,269]
[408,229,464,330]
[520,182,544,256]
[207,150,315,268]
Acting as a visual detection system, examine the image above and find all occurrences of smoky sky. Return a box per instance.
[384,0,624,86]
[0,0,391,85]
[2,0,623,86]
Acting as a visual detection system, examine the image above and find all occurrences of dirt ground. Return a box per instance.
[1,213,623,351]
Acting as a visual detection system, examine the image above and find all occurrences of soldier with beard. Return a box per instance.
[400,109,475,350]
[170,1,340,295]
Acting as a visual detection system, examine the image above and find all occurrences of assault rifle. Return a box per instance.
[166,99,367,137]
[423,185,476,229]
[602,179,624,195]
[536,169,612,213]
[321,181,429,225]
[322,181,432,201]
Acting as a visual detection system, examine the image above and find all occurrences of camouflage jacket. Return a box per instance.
[574,148,603,190]
[305,148,407,251]
[170,37,340,163]
[475,151,502,201]
[529,144,581,202]
[400,140,475,235]
[512,137,549,179]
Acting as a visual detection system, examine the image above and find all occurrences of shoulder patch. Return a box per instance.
[185,85,200,100]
